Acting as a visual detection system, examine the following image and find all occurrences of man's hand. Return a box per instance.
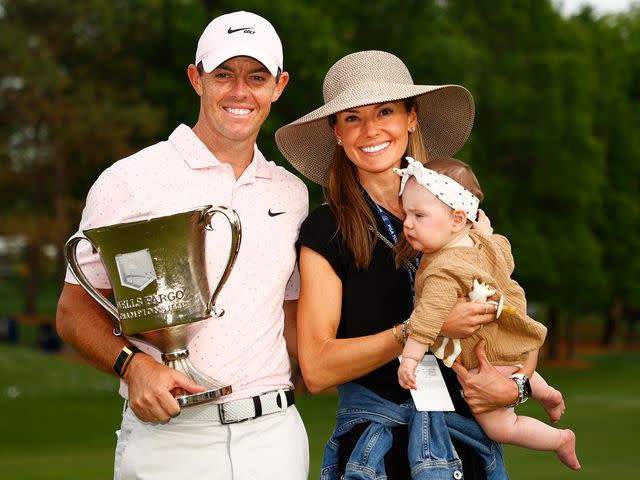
[124,354,205,423]
[451,339,518,414]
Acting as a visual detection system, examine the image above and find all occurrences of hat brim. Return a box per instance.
[276,83,474,186]
[200,44,280,77]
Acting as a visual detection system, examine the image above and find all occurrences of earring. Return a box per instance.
[337,138,343,146]
[409,126,416,133]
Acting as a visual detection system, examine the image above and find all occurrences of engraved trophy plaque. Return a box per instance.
[65,206,241,407]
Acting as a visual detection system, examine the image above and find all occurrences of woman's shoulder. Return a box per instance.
[301,203,337,232]
[298,203,346,270]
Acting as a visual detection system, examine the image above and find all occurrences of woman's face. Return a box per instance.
[333,100,417,179]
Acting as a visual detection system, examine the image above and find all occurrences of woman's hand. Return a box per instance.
[472,209,493,236]
[451,340,519,414]
[440,297,496,338]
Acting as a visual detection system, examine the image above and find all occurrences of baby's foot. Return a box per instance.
[556,429,581,470]
[540,387,565,423]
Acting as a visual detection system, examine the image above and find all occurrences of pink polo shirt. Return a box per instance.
[65,124,309,402]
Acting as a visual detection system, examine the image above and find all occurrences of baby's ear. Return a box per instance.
[451,209,468,231]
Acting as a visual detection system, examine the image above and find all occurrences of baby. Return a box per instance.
[394,156,580,470]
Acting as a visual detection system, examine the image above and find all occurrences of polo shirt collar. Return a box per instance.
[169,124,271,181]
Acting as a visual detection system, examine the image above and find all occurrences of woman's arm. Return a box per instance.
[297,246,403,393]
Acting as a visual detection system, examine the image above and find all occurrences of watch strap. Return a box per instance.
[506,373,530,407]
[113,345,141,378]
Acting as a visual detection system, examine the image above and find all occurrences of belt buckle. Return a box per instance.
[218,402,249,425]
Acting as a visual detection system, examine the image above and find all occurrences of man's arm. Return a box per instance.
[56,282,203,422]
[56,283,130,374]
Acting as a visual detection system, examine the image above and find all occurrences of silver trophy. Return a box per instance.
[65,205,241,407]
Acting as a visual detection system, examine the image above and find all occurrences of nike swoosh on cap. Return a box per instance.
[227,27,254,34]
[268,209,286,217]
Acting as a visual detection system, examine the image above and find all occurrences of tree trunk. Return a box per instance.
[546,306,560,360]
[53,129,70,284]
[23,241,39,315]
[600,296,623,347]
[565,310,575,360]
[626,308,637,346]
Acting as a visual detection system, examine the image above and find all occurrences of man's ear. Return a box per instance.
[272,71,290,102]
[187,64,203,96]
[451,209,468,232]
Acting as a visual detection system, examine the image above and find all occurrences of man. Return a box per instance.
[56,11,309,479]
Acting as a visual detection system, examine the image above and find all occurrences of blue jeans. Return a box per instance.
[321,382,508,480]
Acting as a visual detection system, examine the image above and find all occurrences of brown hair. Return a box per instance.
[395,156,483,268]
[327,98,429,269]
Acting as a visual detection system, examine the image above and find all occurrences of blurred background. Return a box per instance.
[1,0,639,478]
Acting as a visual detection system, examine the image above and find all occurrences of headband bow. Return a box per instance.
[393,157,479,221]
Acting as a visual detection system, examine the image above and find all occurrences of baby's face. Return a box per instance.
[401,178,455,254]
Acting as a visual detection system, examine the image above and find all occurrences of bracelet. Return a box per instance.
[401,319,413,341]
[392,324,404,346]
[505,373,531,407]
[113,345,141,378]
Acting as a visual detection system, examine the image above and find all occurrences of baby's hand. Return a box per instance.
[398,357,420,390]
[472,209,493,236]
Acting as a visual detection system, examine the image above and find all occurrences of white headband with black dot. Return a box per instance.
[393,157,479,221]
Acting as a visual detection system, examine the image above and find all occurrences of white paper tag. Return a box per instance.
[402,354,454,411]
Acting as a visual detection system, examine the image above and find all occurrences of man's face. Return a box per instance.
[191,56,288,146]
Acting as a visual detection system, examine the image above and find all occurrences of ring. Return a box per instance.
[460,389,465,399]
[478,323,484,331]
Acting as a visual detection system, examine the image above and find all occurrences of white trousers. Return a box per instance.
[114,403,309,479]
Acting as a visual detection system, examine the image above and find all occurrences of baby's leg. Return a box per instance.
[530,371,565,423]
[432,337,449,360]
[474,407,580,470]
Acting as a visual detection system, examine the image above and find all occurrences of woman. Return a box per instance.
[276,51,519,479]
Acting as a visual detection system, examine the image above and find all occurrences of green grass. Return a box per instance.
[1,345,638,479]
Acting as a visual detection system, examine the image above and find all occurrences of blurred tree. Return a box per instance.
[445,0,607,359]
[1,0,638,351]
[0,0,189,313]
[573,7,640,346]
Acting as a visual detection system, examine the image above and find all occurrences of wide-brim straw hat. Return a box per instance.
[275,50,475,186]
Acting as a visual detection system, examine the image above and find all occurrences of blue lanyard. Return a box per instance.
[360,186,419,306]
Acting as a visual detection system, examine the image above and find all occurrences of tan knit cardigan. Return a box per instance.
[410,232,547,370]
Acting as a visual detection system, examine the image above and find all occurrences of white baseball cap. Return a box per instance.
[195,11,283,77]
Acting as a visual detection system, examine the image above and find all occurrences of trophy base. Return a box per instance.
[163,349,232,408]
[176,385,233,407]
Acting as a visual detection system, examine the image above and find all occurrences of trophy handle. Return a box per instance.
[64,235,124,336]
[203,206,242,317]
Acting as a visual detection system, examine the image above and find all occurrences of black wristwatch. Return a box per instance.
[113,345,141,378]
